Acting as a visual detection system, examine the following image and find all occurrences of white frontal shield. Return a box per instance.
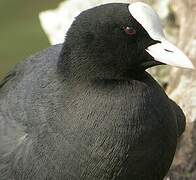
[128,2,194,69]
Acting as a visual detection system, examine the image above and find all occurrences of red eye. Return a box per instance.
[124,27,136,36]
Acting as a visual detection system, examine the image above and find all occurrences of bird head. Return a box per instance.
[62,2,194,80]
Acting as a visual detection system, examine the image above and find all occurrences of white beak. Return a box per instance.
[146,39,194,69]
[129,2,194,69]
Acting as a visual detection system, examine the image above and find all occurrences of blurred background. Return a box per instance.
[0,0,195,179]
[0,0,62,79]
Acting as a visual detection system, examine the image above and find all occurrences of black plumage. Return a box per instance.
[0,3,185,180]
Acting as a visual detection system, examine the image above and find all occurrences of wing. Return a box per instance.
[0,44,63,179]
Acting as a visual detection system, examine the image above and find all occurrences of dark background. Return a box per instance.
[0,0,62,80]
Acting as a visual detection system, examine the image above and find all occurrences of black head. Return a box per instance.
[59,3,186,80]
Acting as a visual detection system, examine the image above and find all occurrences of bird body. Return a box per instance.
[0,2,192,180]
[0,44,180,180]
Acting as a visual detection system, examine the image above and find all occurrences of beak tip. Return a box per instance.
[169,61,195,69]
[184,61,195,69]
[190,64,195,70]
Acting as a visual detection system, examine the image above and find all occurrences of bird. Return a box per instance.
[0,2,194,180]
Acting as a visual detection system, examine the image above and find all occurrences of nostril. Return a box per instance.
[164,49,174,53]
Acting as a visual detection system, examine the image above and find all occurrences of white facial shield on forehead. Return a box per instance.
[128,2,194,69]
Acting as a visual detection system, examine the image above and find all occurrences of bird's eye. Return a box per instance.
[123,26,136,36]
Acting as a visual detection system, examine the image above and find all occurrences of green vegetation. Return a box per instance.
[0,0,63,80]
